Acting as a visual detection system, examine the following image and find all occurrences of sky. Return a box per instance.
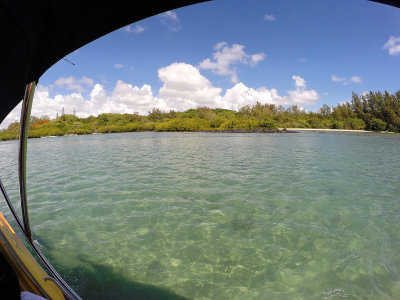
[1,0,400,129]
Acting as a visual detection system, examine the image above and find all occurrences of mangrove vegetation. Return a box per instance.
[1,90,400,141]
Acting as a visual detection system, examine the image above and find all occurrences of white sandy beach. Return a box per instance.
[281,128,373,133]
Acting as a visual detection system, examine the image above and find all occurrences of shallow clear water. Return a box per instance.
[1,131,400,299]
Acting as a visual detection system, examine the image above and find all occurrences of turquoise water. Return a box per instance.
[1,131,400,299]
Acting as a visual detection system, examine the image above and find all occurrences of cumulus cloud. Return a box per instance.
[160,11,181,32]
[287,75,319,105]
[111,81,159,114]
[217,83,283,111]
[54,76,94,92]
[383,36,400,56]
[217,75,318,109]
[114,63,124,69]
[264,14,276,21]
[124,25,146,33]
[158,63,222,111]
[0,64,320,129]
[331,74,362,85]
[199,42,266,83]
[292,75,306,89]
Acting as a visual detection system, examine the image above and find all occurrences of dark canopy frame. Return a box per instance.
[0,0,399,126]
[0,0,208,125]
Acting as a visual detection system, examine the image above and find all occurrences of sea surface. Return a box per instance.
[1,131,400,299]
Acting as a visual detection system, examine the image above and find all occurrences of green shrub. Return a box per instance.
[368,118,387,131]
[155,118,210,131]
[331,120,345,129]
[344,118,365,130]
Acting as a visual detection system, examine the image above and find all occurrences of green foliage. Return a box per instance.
[0,131,18,141]
[331,120,345,129]
[29,127,64,138]
[155,118,210,131]
[237,102,278,119]
[367,118,387,131]
[148,108,164,121]
[219,119,276,130]
[209,118,226,128]
[6,122,20,134]
[349,91,400,132]
[258,119,276,129]
[197,107,217,120]
[344,118,365,130]
[70,128,92,135]
[2,89,400,142]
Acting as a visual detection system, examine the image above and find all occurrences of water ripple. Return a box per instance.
[0,132,399,299]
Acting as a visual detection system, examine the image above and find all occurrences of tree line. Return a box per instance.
[1,90,399,141]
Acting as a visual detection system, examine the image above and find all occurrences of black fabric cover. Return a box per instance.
[0,0,207,124]
[0,0,398,125]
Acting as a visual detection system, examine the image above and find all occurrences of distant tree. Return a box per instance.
[7,122,20,133]
[197,107,216,120]
[148,108,163,121]
[30,116,39,124]
[319,104,331,117]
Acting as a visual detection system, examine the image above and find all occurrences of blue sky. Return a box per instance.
[1,0,400,128]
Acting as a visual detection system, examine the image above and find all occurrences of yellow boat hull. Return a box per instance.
[0,212,67,299]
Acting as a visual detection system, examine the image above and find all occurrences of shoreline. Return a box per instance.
[281,128,373,133]
[197,129,299,133]
[1,128,396,142]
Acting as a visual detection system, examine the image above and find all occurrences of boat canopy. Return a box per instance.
[0,0,207,125]
[0,0,399,126]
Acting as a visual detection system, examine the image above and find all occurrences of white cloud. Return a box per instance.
[199,42,266,83]
[163,11,178,20]
[111,81,157,114]
[160,11,181,32]
[287,75,319,105]
[32,85,71,117]
[158,63,222,110]
[288,89,319,105]
[217,83,283,111]
[114,63,124,69]
[0,65,320,129]
[292,75,306,89]
[350,76,362,84]
[383,36,400,56]
[124,25,146,34]
[218,75,318,109]
[264,14,276,21]
[251,53,266,66]
[54,76,94,92]
[331,74,362,85]
[331,74,346,82]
